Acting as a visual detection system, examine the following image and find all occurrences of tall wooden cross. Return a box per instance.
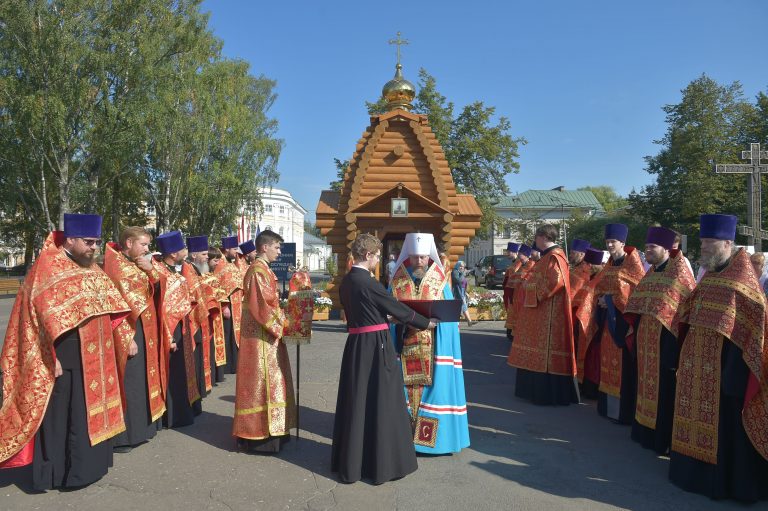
[388,31,409,65]
[714,143,768,250]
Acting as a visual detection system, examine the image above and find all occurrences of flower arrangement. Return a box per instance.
[313,294,333,312]
[467,291,505,320]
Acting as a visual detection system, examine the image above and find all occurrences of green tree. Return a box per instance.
[577,186,627,212]
[0,0,282,258]
[328,158,349,191]
[628,74,760,249]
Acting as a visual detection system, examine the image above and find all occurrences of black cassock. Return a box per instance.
[222,315,238,374]
[113,318,161,449]
[32,330,114,490]
[163,320,201,428]
[669,341,768,502]
[331,266,430,484]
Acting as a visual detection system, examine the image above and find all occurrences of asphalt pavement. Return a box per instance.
[0,296,756,510]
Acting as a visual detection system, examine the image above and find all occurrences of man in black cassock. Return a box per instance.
[331,233,434,485]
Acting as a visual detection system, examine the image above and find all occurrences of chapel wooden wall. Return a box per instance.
[316,109,481,308]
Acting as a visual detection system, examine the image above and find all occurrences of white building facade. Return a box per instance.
[240,187,308,267]
[303,232,332,272]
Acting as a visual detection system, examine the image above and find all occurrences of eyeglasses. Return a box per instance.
[80,238,102,247]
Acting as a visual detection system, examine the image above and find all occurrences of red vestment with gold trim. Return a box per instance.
[153,259,199,407]
[569,261,593,308]
[213,260,244,348]
[671,248,768,465]
[583,248,644,397]
[390,262,448,421]
[624,250,695,431]
[1,233,130,466]
[502,259,522,308]
[232,257,296,441]
[507,247,575,376]
[103,243,166,422]
[181,262,213,392]
[505,259,535,333]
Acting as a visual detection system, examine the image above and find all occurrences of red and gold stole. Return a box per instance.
[1,233,130,466]
[284,271,314,345]
[574,271,602,382]
[153,259,199,406]
[199,273,228,368]
[508,248,575,375]
[243,258,285,339]
[181,262,212,391]
[391,262,447,386]
[671,249,768,464]
[593,247,645,396]
[569,261,593,307]
[104,243,166,422]
[233,258,295,439]
[213,260,244,348]
[624,250,695,429]
[503,259,522,307]
[505,259,536,332]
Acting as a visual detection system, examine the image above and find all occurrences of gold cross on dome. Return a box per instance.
[388,31,409,65]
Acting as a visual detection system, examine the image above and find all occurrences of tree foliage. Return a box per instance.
[628,74,768,251]
[577,186,627,212]
[0,0,282,261]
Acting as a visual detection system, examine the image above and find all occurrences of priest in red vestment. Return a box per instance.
[580,224,645,422]
[1,214,131,490]
[232,230,296,453]
[104,226,165,452]
[238,239,258,267]
[153,231,200,428]
[573,247,606,398]
[624,227,695,454]
[669,214,768,502]
[504,244,535,342]
[507,224,578,405]
[568,238,592,304]
[216,236,244,374]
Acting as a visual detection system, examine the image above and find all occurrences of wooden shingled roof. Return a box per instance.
[317,109,481,235]
[316,107,482,303]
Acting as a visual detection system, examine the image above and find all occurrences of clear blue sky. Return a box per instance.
[201,0,767,221]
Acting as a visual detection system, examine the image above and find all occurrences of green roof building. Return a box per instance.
[463,187,605,269]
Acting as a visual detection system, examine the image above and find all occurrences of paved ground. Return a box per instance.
[0,296,759,510]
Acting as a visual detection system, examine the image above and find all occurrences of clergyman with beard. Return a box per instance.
[153,231,201,428]
[0,214,131,490]
[389,233,470,454]
[182,236,212,398]
[623,227,695,455]
[668,214,768,502]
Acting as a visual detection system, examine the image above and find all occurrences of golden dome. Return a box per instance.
[382,63,416,112]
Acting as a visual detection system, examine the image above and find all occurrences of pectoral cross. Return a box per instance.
[714,143,768,250]
[388,31,409,65]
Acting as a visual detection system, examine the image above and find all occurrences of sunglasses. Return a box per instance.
[80,238,102,247]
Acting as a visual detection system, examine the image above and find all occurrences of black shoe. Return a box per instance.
[113,445,133,454]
